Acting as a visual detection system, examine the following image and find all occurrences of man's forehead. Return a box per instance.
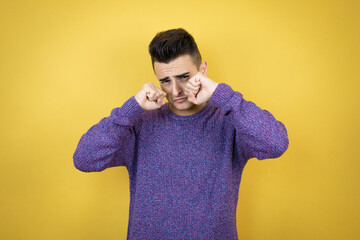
[154,55,196,78]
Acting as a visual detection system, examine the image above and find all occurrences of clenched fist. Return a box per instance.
[135,83,167,110]
[185,73,219,105]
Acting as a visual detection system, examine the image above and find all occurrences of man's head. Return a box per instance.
[148,28,208,116]
[149,28,202,70]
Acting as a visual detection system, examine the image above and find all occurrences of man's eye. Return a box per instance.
[160,80,170,84]
[181,75,189,80]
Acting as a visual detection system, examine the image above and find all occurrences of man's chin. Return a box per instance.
[170,100,193,110]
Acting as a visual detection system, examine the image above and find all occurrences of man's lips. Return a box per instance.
[173,97,187,102]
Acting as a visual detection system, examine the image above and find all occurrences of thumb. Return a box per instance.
[157,97,166,106]
[187,92,197,104]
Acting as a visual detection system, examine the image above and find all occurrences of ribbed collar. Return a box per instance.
[161,101,213,121]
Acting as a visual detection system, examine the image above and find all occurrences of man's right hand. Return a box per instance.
[135,83,167,110]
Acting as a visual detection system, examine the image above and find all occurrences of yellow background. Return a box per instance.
[1,0,359,239]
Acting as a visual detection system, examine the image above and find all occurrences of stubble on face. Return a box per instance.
[154,54,204,116]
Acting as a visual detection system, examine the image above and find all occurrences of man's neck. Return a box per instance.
[169,102,207,116]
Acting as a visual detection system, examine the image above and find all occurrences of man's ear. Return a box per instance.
[199,61,208,76]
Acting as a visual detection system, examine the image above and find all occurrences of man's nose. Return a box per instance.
[172,81,183,96]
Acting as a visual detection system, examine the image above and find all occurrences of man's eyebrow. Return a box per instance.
[159,76,170,81]
[159,72,190,82]
[174,72,190,78]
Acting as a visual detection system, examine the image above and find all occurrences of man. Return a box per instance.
[73,28,289,240]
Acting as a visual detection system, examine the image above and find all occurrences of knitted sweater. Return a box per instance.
[73,83,289,240]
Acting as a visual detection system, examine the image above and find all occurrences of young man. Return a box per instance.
[73,28,289,239]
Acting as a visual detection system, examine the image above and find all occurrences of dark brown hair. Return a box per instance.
[148,28,202,70]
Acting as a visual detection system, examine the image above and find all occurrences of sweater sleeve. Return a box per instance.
[73,96,144,172]
[209,83,289,161]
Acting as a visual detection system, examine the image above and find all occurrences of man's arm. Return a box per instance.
[73,97,144,172]
[210,84,289,160]
[73,83,167,172]
[186,74,289,161]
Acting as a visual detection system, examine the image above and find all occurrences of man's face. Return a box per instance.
[154,54,207,116]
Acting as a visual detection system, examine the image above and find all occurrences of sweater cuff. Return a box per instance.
[110,96,145,124]
[209,83,235,108]
[121,96,145,118]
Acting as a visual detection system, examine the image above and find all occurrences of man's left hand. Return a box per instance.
[185,73,219,105]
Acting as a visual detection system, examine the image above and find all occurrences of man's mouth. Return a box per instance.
[173,97,187,103]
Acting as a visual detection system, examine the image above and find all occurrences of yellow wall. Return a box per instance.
[1,0,359,239]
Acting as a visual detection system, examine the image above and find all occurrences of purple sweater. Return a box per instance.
[73,83,289,240]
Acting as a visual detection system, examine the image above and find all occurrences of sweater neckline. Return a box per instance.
[162,101,212,121]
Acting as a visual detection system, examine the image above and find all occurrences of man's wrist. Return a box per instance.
[209,82,219,96]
